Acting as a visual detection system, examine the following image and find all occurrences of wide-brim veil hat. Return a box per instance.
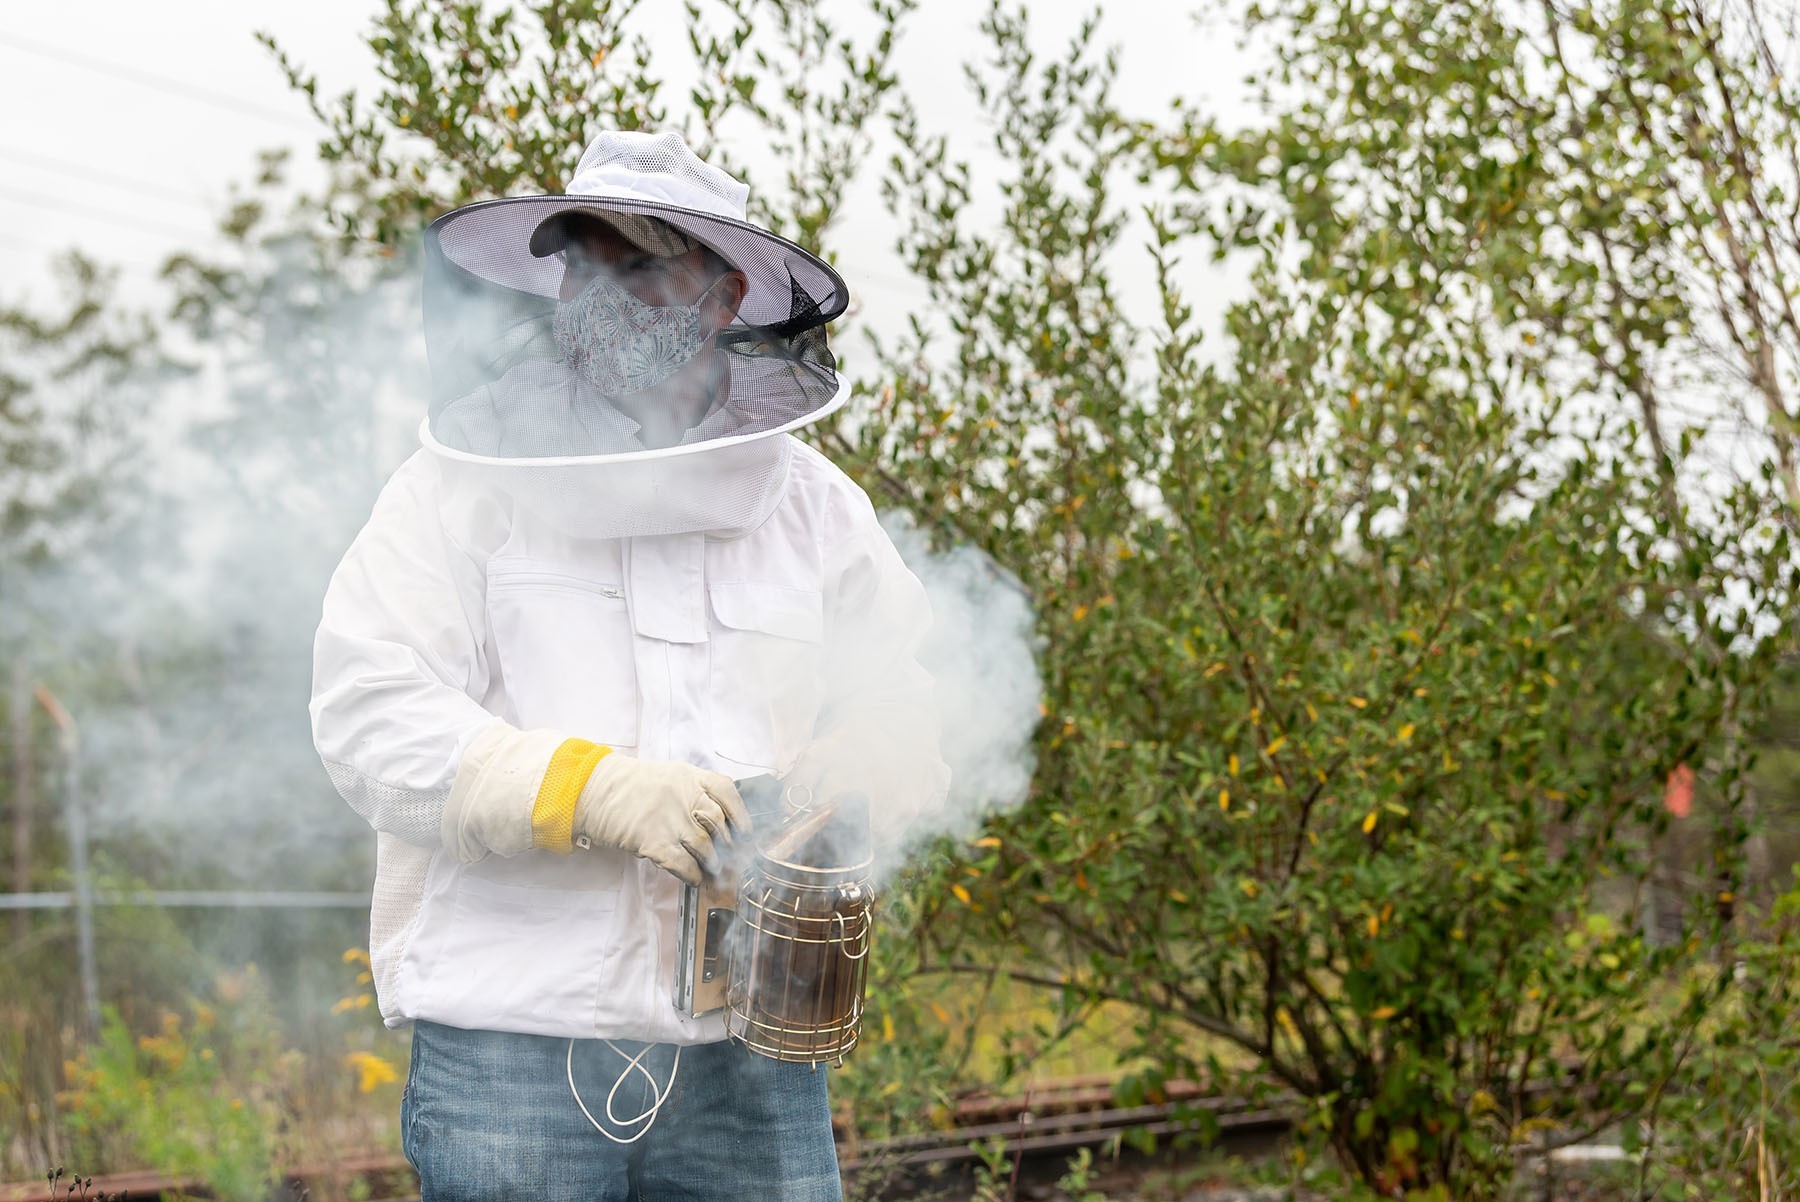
[417,130,852,539]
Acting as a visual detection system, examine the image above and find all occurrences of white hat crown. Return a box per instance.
[566,130,751,224]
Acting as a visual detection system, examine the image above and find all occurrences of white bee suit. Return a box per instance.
[311,130,947,1046]
[311,434,947,1043]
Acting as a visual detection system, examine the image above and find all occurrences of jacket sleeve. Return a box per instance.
[812,485,952,843]
[310,452,501,848]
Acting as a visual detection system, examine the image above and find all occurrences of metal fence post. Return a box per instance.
[36,686,99,1036]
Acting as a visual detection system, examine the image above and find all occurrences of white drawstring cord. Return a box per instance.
[566,1038,682,1145]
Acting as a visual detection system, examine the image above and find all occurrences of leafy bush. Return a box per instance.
[60,968,298,1202]
[1634,878,1800,1199]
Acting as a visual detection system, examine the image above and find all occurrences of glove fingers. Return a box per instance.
[689,793,735,869]
[700,773,752,837]
[680,827,724,879]
[650,842,705,887]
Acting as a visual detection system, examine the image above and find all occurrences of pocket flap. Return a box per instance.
[709,581,824,643]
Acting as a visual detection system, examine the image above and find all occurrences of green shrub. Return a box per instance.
[60,968,298,1202]
[1634,878,1800,1199]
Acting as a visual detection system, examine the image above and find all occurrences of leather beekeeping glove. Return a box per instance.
[572,754,748,885]
[442,722,750,885]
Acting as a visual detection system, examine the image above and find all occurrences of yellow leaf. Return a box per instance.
[930,1003,951,1025]
[1219,789,1230,811]
[1304,702,1318,722]
[973,836,1002,849]
[1397,723,1415,742]
[1240,879,1258,898]
[1367,913,1380,937]
[1350,696,1368,709]
[1228,754,1239,776]
[1169,890,1190,903]
[883,1012,895,1042]
[1370,1005,1397,1020]
[1073,605,1090,622]
[342,948,370,966]
[951,884,971,906]
[1362,811,1378,834]
[1264,735,1287,756]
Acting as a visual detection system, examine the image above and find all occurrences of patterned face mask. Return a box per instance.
[552,274,722,395]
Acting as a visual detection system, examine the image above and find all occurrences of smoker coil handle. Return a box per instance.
[832,907,871,961]
[781,783,815,818]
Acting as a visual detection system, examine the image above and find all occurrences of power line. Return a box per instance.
[0,143,217,210]
[0,232,176,275]
[0,183,212,243]
[0,30,317,132]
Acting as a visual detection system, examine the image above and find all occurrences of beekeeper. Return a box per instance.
[310,129,946,1202]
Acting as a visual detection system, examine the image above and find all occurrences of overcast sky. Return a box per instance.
[1,1,365,300]
[0,0,1256,319]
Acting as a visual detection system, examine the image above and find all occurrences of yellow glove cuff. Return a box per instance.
[531,739,613,852]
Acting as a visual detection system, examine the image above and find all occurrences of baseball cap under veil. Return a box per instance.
[417,131,851,540]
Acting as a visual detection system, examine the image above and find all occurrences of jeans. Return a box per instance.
[401,1020,843,1201]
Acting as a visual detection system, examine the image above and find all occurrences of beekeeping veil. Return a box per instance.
[420,130,849,539]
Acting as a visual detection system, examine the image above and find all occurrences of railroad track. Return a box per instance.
[1,1079,1291,1202]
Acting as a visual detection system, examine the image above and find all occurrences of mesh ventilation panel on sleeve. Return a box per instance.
[369,832,433,1023]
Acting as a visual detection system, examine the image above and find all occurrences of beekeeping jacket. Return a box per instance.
[309,131,947,1044]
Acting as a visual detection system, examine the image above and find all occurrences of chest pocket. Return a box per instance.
[709,581,826,773]
[486,560,639,747]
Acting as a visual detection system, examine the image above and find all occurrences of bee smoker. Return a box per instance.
[675,779,874,1066]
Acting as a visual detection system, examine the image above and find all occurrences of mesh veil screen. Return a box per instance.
[417,195,846,538]
[422,198,846,460]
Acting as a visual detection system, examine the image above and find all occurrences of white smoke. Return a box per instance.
[880,509,1041,841]
[40,246,426,888]
[18,229,1044,898]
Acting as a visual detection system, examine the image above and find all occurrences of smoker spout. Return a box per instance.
[761,793,871,871]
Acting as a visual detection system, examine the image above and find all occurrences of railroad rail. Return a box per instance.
[0,1079,1290,1202]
